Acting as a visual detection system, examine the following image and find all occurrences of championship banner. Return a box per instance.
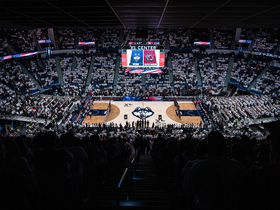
[129,50,143,66]
[144,50,157,66]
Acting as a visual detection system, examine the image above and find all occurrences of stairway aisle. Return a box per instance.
[83,155,132,210]
[86,154,173,210]
[127,155,172,209]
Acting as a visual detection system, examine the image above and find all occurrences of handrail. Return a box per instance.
[117,168,128,188]
[116,168,129,208]
[135,149,141,166]
[116,153,141,208]
[130,158,135,190]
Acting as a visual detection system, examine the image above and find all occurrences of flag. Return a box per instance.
[129,69,144,74]
[143,69,161,74]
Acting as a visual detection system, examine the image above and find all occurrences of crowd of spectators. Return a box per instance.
[34,28,48,41]
[0,28,279,108]
[146,28,166,44]
[4,29,36,53]
[1,116,280,210]
[230,56,249,86]
[56,29,76,49]
[0,28,278,55]
[88,51,116,96]
[199,54,227,96]
[77,29,97,49]
[0,94,73,121]
[23,59,57,88]
[252,67,280,94]
[239,28,255,50]
[117,67,142,96]
[237,59,266,89]
[97,29,120,49]
[190,28,210,43]
[146,68,172,96]
[124,29,142,42]
[253,28,280,53]
[41,58,58,87]
[78,29,97,42]
[153,126,280,210]
[213,28,235,49]
[168,28,192,48]
[59,54,90,97]
[0,129,132,210]
[1,26,280,210]
[0,83,16,99]
[240,28,255,41]
[172,52,199,96]
[0,60,37,94]
[206,95,280,125]
[0,33,9,57]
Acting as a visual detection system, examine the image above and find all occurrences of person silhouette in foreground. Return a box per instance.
[183,131,246,210]
[238,122,280,210]
[34,131,75,210]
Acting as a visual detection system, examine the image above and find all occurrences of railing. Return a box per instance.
[116,151,140,208]
[130,158,136,185]
[116,168,129,208]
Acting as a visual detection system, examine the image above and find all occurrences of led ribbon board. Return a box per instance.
[0,52,38,61]
[238,40,252,43]
[194,42,211,45]
[125,68,162,74]
[78,42,95,45]
[146,42,160,45]
[38,40,51,43]
[128,42,142,45]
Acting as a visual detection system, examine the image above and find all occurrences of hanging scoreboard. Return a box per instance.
[122,45,165,68]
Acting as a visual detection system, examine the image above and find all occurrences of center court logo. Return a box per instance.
[132,107,154,119]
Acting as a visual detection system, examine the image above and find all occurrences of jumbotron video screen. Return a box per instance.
[122,45,165,69]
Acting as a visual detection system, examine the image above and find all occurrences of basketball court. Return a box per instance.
[82,101,204,126]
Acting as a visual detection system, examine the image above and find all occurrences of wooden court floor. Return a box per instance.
[82,103,120,125]
[166,103,204,124]
[82,101,203,125]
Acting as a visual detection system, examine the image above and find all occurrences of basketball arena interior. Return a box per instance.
[1,1,280,210]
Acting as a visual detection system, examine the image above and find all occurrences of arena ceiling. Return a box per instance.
[0,0,280,29]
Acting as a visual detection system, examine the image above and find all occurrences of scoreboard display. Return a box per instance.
[122,45,165,68]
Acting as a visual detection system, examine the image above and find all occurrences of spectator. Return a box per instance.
[183,131,246,210]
